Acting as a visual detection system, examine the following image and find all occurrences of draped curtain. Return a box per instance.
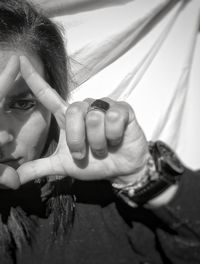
[32,0,200,169]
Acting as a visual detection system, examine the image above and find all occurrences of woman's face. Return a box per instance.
[0,50,51,169]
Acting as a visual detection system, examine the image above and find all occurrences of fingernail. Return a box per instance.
[72,152,85,160]
[109,138,122,146]
[93,149,107,157]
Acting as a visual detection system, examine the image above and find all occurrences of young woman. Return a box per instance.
[0,1,200,263]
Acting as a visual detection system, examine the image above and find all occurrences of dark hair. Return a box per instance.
[0,0,69,99]
[0,0,74,262]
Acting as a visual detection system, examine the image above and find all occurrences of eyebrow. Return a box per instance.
[8,90,35,100]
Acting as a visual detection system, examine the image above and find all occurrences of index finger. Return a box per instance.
[20,55,68,128]
[0,55,20,101]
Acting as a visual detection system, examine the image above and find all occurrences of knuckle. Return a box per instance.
[67,102,82,116]
[106,110,122,122]
[117,101,136,122]
[101,97,113,103]
[119,101,135,114]
[118,100,130,108]
[83,98,93,104]
[86,111,103,126]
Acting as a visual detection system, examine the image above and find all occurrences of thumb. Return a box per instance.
[0,165,21,189]
[17,155,66,184]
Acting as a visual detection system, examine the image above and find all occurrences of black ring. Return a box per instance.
[89,99,110,113]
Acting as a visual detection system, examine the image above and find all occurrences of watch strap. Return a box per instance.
[112,141,184,206]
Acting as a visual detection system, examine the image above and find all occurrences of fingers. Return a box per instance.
[20,56,67,129]
[84,96,110,157]
[86,101,108,157]
[65,101,88,159]
[0,55,20,100]
[66,99,133,159]
[0,165,20,189]
[18,98,135,184]
[105,102,129,146]
[17,155,66,184]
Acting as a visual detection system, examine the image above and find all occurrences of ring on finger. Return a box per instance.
[87,99,110,114]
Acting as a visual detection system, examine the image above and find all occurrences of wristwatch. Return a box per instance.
[113,141,185,206]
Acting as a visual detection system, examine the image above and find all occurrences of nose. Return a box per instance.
[0,108,14,147]
[0,130,14,146]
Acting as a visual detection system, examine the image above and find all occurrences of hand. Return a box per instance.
[0,55,21,189]
[17,56,150,185]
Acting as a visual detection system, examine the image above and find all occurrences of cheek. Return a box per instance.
[16,110,51,161]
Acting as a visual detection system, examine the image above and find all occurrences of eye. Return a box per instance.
[8,99,37,111]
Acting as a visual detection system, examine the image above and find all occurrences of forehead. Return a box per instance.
[0,49,44,96]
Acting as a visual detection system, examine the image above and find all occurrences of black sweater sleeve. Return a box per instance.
[151,168,200,263]
[72,171,200,264]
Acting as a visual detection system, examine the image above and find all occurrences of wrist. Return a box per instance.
[112,141,184,208]
[112,153,158,208]
[111,152,151,186]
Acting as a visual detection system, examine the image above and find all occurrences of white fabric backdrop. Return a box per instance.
[49,0,200,169]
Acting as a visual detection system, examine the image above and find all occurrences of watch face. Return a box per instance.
[156,141,184,174]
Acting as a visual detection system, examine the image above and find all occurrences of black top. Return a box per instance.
[8,168,200,263]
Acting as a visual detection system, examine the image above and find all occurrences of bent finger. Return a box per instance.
[85,98,114,156]
[20,55,67,128]
[65,101,88,160]
[105,103,129,146]
[86,108,107,157]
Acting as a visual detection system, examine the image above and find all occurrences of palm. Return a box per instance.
[39,120,147,181]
